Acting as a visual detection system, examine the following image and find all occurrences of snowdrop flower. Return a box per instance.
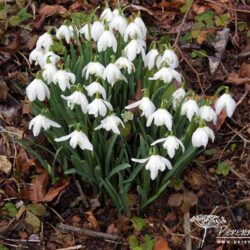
[29,114,61,137]
[53,70,76,91]
[85,82,106,99]
[95,114,125,134]
[149,67,182,83]
[125,97,155,118]
[87,98,113,117]
[192,126,215,148]
[91,21,104,41]
[124,39,146,62]
[134,16,147,39]
[115,57,135,74]
[144,49,159,70]
[110,15,128,36]
[112,9,120,17]
[124,22,143,42]
[132,155,172,180]
[29,48,45,67]
[79,24,91,40]
[82,62,105,80]
[55,130,93,151]
[146,109,173,131]
[152,136,185,158]
[215,93,236,118]
[103,63,127,86]
[172,88,186,109]
[43,52,60,68]
[61,91,88,113]
[97,30,117,53]
[100,8,114,22]
[199,105,217,124]
[42,63,57,84]
[181,99,199,122]
[56,25,74,43]
[160,49,179,69]
[36,33,53,52]
[26,79,50,102]
[156,55,163,69]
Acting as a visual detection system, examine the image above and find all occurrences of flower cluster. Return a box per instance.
[27,6,236,213]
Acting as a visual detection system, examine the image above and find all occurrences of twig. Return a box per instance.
[229,165,250,186]
[57,245,85,250]
[74,179,89,208]
[49,207,65,222]
[57,223,122,241]
[183,213,192,250]
[215,197,250,213]
[236,91,248,107]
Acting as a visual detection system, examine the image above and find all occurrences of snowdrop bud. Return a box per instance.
[42,63,57,84]
[125,97,156,118]
[42,51,60,68]
[115,57,135,74]
[97,30,117,53]
[26,79,50,102]
[55,130,93,151]
[215,93,236,118]
[121,111,134,122]
[29,114,61,137]
[79,24,91,40]
[192,126,215,148]
[132,155,172,180]
[134,16,147,39]
[87,98,113,117]
[124,39,146,62]
[144,49,159,70]
[91,21,105,41]
[103,63,127,86]
[199,105,217,125]
[100,8,114,22]
[82,62,105,80]
[56,25,74,43]
[181,99,199,122]
[172,88,186,109]
[152,136,185,159]
[146,109,173,131]
[110,15,128,36]
[124,22,143,42]
[53,70,76,91]
[161,49,179,69]
[36,33,53,52]
[95,114,125,134]
[85,82,106,99]
[61,91,89,113]
[149,67,182,84]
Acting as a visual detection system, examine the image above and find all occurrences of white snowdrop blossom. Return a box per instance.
[82,62,105,80]
[172,88,186,109]
[146,109,173,131]
[95,114,125,134]
[199,105,217,124]
[55,130,93,151]
[215,93,236,118]
[91,21,105,41]
[29,114,61,137]
[53,70,76,91]
[110,15,128,36]
[26,79,50,102]
[181,99,199,121]
[115,57,135,74]
[85,82,106,99]
[124,22,143,42]
[192,126,215,148]
[103,63,127,86]
[87,98,113,117]
[134,16,147,39]
[79,24,91,40]
[97,30,117,53]
[43,51,60,68]
[124,39,146,62]
[144,49,159,70]
[61,91,89,113]
[36,33,53,52]
[56,25,74,43]
[152,136,185,158]
[149,67,182,83]
[100,8,114,22]
[132,155,172,180]
[42,63,57,84]
[29,48,45,67]
[125,97,155,118]
[160,49,179,69]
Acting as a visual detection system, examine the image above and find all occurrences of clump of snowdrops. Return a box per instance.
[26,6,236,215]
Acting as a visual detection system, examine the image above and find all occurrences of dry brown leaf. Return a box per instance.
[197,30,207,44]
[16,148,35,175]
[106,223,118,234]
[85,211,100,231]
[215,110,227,131]
[168,193,183,207]
[154,238,171,250]
[186,171,204,190]
[8,71,28,85]
[38,5,67,16]
[0,80,8,101]
[0,155,12,174]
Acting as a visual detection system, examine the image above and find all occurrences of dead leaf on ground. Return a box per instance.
[215,110,228,131]
[85,211,100,231]
[106,223,118,234]
[0,155,12,174]
[0,80,8,101]
[8,71,28,85]
[16,148,36,175]
[168,193,183,207]
[183,191,198,206]
[154,238,171,250]
[38,5,67,16]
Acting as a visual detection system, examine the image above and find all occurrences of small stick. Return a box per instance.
[183,213,192,250]
[57,223,121,241]
[57,245,84,250]
[74,179,89,208]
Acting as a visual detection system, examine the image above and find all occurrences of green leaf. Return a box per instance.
[17,8,32,22]
[215,13,229,27]
[128,235,139,250]
[131,217,145,232]
[9,15,21,26]
[191,50,208,59]
[195,10,214,28]
[216,161,230,176]
[26,204,46,217]
[25,211,40,233]
[181,31,192,45]
[4,202,17,217]
[143,234,155,250]
[108,163,131,179]
[204,148,216,156]
[0,9,7,20]
[246,31,250,37]
[0,245,9,250]
[180,0,193,13]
